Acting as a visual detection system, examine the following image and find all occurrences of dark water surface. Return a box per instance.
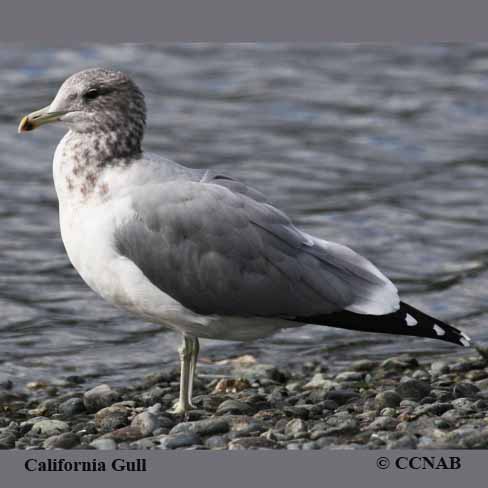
[2,44,488,386]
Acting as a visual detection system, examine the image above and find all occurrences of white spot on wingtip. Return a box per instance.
[433,324,445,336]
[460,332,471,348]
[405,313,418,326]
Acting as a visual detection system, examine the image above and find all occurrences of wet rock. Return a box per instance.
[95,404,130,433]
[31,420,70,437]
[159,432,202,449]
[43,432,79,449]
[83,384,120,413]
[170,418,229,437]
[104,426,144,442]
[58,397,85,417]
[396,379,431,401]
[90,438,117,450]
[375,390,401,409]
[131,412,160,437]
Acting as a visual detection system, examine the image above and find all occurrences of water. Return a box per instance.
[2,44,488,386]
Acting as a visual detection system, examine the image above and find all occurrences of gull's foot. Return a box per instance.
[167,400,196,416]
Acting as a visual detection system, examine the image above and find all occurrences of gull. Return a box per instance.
[19,68,477,413]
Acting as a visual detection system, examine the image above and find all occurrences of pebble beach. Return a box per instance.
[2,351,488,450]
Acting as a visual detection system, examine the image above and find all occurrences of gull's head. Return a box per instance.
[18,68,146,141]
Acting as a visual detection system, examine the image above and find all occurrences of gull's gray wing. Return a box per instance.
[114,178,399,318]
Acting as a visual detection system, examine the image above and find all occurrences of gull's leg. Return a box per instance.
[170,335,193,415]
[188,336,200,403]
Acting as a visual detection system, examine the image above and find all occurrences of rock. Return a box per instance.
[104,426,144,442]
[375,390,401,409]
[170,418,229,437]
[324,389,359,405]
[83,384,120,413]
[453,382,480,398]
[475,378,488,391]
[90,438,117,450]
[386,434,417,449]
[43,432,79,449]
[285,418,307,435]
[367,416,398,431]
[58,397,85,417]
[304,374,338,390]
[396,379,431,401]
[159,432,202,449]
[213,378,251,393]
[0,432,17,449]
[205,435,228,449]
[335,371,365,382]
[31,420,70,437]
[430,361,450,376]
[228,436,276,449]
[216,399,254,415]
[350,359,379,371]
[451,398,475,411]
[381,356,418,370]
[131,412,160,437]
[95,404,130,433]
[141,386,166,405]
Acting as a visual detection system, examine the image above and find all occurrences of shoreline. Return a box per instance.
[1,352,488,450]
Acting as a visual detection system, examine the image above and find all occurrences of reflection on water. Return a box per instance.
[1,44,488,386]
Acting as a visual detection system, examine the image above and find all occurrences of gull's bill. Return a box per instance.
[18,106,68,133]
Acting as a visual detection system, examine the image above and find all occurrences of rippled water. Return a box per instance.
[2,44,488,387]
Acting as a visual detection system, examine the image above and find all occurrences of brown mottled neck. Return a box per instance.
[56,129,141,202]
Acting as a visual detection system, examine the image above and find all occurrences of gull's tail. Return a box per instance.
[292,301,472,349]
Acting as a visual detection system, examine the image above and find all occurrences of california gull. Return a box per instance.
[19,68,476,413]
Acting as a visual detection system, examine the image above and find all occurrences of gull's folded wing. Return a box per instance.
[114,178,399,318]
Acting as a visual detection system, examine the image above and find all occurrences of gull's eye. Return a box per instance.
[83,88,100,101]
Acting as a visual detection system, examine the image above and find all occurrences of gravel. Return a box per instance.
[3,351,488,450]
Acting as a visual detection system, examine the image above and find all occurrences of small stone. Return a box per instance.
[213,378,251,393]
[475,378,488,391]
[159,432,202,449]
[104,426,144,442]
[324,389,359,405]
[453,382,480,399]
[228,436,276,450]
[451,398,474,411]
[335,371,365,382]
[386,434,417,449]
[216,399,254,415]
[205,435,228,449]
[90,438,117,450]
[304,374,338,390]
[285,418,306,435]
[375,390,401,409]
[396,379,431,401]
[43,432,79,449]
[350,359,379,371]
[170,418,229,437]
[95,404,130,433]
[31,420,70,437]
[130,412,160,437]
[367,416,398,431]
[381,356,418,370]
[83,384,120,413]
[58,397,85,417]
[430,361,450,376]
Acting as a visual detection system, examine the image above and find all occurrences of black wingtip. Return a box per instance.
[290,301,473,349]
